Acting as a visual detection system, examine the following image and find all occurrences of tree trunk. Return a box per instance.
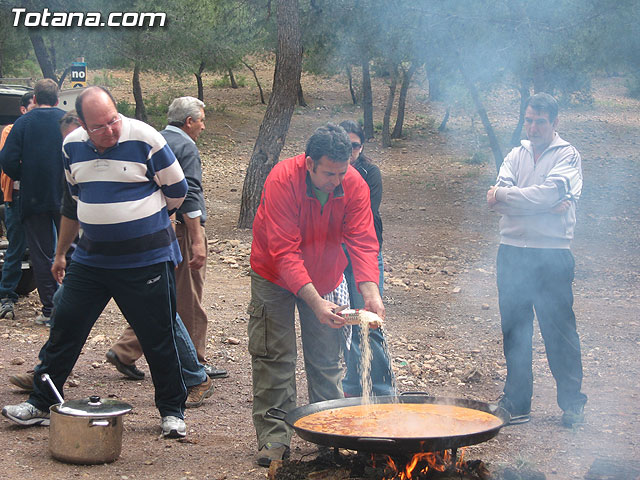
[532,58,547,94]
[228,68,238,88]
[28,30,57,82]
[195,61,205,101]
[426,62,443,101]
[382,66,398,148]
[48,39,57,72]
[57,66,72,88]
[237,0,302,228]
[392,63,417,139]
[510,78,530,146]
[346,65,357,104]
[457,54,503,171]
[132,62,148,123]
[438,106,451,132]
[243,60,265,104]
[362,59,374,139]
[297,82,307,107]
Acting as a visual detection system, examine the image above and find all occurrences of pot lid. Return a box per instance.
[55,395,133,417]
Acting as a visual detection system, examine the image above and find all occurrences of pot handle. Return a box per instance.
[266,408,287,421]
[400,391,430,396]
[90,419,111,427]
[356,438,397,446]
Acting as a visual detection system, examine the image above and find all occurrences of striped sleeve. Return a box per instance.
[546,146,582,201]
[146,137,187,212]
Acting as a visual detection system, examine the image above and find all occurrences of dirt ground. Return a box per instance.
[0,69,638,480]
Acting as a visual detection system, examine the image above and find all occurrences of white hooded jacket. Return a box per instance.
[493,133,583,249]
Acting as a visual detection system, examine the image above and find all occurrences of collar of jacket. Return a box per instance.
[520,132,570,157]
[305,171,345,199]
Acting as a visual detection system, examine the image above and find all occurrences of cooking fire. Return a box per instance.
[271,449,491,480]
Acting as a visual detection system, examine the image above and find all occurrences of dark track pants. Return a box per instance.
[29,261,186,418]
[497,244,587,413]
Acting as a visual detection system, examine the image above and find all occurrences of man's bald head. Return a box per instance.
[76,86,122,153]
[75,86,117,123]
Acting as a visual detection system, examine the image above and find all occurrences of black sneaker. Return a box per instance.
[203,364,229,379]
[497,394,531,425]
[106,350,145,380]
[561,403,585,427]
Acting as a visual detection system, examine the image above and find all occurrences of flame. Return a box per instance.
[381,449,466,479]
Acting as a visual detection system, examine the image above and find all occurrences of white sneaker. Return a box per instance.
[2,402,50,426]
[0,299,15,319]
[34,314,51,327]
[161,416,186,438]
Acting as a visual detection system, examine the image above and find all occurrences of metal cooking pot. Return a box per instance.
[268,394,509,455]
[42,374,132,464]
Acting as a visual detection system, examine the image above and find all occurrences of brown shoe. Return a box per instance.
[9,372,34,392]
[256,442,290,467]
[185,376,214,408]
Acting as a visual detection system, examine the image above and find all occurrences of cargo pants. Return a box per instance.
[248,270,344,449]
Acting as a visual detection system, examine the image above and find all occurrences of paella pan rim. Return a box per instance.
[283,395,509,454]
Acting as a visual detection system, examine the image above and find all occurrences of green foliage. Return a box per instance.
[414,114,437,132]
[91,70,120,88]
[3,58,41,79]
[212,103,227,113]
[465,151,489,165]
[401,114,438,139]
[116,100,135,118]
[211,74,248,88]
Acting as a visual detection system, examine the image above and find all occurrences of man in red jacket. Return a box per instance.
[248,123,384,466]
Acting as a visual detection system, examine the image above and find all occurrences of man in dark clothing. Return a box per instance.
[0,79,65,324]
[0,91,34,320]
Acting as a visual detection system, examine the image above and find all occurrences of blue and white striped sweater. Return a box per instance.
[62,115,188,268]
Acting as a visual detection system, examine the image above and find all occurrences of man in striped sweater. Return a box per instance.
[2,86,190,438]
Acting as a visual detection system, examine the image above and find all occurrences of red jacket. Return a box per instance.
[251,154,380,296]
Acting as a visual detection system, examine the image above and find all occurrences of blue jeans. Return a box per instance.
[23,212,59,316]
[0,200,27,301]
[174,313,207,388]
[342,250,396,397]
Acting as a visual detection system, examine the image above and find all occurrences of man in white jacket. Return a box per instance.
[487,93,587,427]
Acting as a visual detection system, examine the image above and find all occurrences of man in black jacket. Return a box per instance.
[0,79,65,325]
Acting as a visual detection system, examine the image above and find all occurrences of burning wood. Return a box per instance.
[375,450,490,479]
[272,449,491,480]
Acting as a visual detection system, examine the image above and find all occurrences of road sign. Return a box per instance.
[70,62,87,88]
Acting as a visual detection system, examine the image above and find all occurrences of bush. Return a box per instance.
[91,70,120,88]
[211,73,247,88]
[4,58,40,80]
[116,100,134,117]
[465,151,489,165]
